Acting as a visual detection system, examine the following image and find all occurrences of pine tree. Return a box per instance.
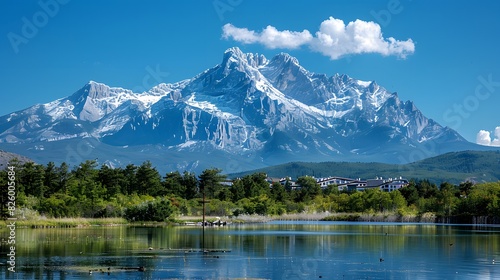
[182,171,199,200]
[98,165,125,198]
[19,162,45,198]
[271,182,287,202]
[164,171,185,197]
[230,179,245,202]
[136,161,163,196]
[44,162,59,196]
[122,164,138,195]
[199,168,226,199]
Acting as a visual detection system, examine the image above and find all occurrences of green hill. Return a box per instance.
[228,150,500,184]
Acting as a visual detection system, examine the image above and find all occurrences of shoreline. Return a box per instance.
[2,212,499,228]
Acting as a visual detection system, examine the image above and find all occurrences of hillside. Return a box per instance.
[229,150,500,185]
[0,150,32,168]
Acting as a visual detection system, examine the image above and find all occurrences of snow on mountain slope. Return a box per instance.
[0,47,477,170]
[0,80,188,142]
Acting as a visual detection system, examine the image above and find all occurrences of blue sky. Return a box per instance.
[1,0,499,145]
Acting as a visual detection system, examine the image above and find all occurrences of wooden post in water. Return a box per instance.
[199,184,211,252]
[200,188,211,251]
[202,189,206,251]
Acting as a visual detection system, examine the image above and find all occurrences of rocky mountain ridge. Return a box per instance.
[0,47,482,173]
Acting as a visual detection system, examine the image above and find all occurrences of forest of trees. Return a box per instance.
[1,159,499,222]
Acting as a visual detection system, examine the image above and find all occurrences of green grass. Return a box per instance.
[321,214,361,221]
[1,217,128,228]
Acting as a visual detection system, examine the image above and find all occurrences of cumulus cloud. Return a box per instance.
[476,127,500,147]
[222,24,313,49]
[222,17,415,59]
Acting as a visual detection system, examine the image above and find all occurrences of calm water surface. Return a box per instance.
[1,221,500,279]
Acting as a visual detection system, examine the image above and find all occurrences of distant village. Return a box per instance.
[226,175,410,193]
[272,176,409,192]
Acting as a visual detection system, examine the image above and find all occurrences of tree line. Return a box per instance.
[1,159,499,222]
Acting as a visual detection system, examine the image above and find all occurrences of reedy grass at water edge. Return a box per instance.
[1,212,479,228]
[0,217,128,228]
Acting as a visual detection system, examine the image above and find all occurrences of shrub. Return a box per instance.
[124,199,174,222]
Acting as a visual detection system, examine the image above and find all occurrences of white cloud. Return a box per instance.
[476,126,500,147]
[222,24,312,49]
[222,17,415,59]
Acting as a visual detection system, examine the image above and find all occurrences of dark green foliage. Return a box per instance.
[1,157,499,222]
[321,214,360,221]
[399,182,419,205]
[199,168,226,198]
[390,190,407,211]
[181,171,199,200]
[416,179,439,198]
[73,160,98,181]
[18,162,45,197]
[0,169,8,218]
[43,162,59,196]
[121,164,138,195]
[284,200,305,213]
[363,188,392,212]
[270,182,287,202]
[459,181,474,197]
[244,173,270,198]
[296,176,321,202]
[164,171,185,197]
[323,184,339,196]
[438,182,460,216]
[124,199,174,222]
[135,161,164,196]
[38,193,78,218]
[229,179,246,202]
[98,164,126,199]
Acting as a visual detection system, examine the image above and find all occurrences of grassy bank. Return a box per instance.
[1,211,483,229]
[175,212,427,224]
[320,212,436,223]
[0,217,128,228]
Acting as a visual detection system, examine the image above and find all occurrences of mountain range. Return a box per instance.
[0,47,492,174]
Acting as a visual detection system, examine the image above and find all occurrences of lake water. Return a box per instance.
[1,221,500,279]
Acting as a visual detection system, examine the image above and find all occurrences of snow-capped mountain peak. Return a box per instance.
[223,47,268,68]
[66,81,141,122]
[271,52,301,67]
[0,48,474,170]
